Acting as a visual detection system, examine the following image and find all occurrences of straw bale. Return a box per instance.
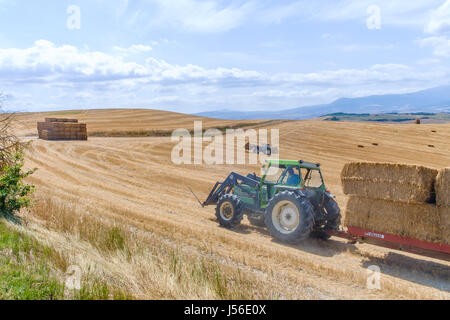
[45,118,78,123]
[440,207,450,244]
[344,196,441,242]
[342,178,434,203]
[436,168,450,207]
[341,162,437,203]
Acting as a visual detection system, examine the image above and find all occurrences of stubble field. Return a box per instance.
[11,109,450,299]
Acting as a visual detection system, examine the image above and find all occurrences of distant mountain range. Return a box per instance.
[195,85,450,120]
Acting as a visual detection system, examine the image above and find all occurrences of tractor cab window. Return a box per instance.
[263,165,284,184]
[304,169,324,188]
[279,166,301,186]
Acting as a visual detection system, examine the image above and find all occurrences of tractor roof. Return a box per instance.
[266,159,321,170]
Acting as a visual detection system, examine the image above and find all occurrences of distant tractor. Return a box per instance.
[200,160,341,243]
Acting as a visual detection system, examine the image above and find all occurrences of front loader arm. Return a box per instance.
[202,172,259,207]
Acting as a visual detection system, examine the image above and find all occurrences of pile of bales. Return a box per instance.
[342,163,449,244]
[436,168,450,244]
[38,118,87,141]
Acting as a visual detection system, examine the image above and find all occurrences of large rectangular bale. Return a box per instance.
[38,122,53,131]
[342,179,434,203]
[344,196,441,243]
[45,118,78,123]
[39,118,87,140]
[436,168,450,207]
[77,134,88,141]
[440,207,450,244]
[41,130,49,140]
[341,162,437,203]
[341,162,438,184]
[37,123,43,138]
[50,122,68,129]
[44,130,59,140]
[344,195,370,228]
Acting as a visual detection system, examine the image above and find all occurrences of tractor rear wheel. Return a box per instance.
[265,191,314,243]
[323,196,341,230]
[310,230,332,240]
[216,194,243,228]
[311,196,342,240]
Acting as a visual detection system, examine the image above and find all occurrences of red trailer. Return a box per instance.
[329,227,450,262]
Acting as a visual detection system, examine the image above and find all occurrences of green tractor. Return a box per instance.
[200,159,341,243]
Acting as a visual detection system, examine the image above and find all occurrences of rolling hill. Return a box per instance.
[195,85,450,120]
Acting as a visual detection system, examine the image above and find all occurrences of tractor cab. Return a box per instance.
[259,160,327,209]
[261,159,325,189]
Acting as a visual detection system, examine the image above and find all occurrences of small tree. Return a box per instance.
[0,95,35,221]
[0,151,35,220]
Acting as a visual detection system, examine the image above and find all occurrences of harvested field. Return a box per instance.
[436,168,450,207]
[12,109,450,299]
[341,162,437,203]
[344,196,442,243]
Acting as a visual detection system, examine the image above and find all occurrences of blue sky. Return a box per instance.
[0,0,450,113]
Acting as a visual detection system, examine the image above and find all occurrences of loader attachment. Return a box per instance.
[202,172,260,207]
[188,187,205,207]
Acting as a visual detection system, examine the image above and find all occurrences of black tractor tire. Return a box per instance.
[216,194,244,228]
[310,230,332,240]
[247,215,266,227]
[323,196,341,231]
[265,191,314,243]
[311,197,342,241]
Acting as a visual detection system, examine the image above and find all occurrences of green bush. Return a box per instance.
[0,151,35,221]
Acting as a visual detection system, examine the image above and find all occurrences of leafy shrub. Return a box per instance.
[0,151,35,221]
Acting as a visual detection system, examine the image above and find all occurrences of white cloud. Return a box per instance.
[1,39,450,112]
[271,64,436,86]
[113,0,447,33]
[417,57,441,64]
[418,36,450,56]
[425,0,450,34]
[257,1,308,24]
[0,40,148,83]
[337,43,395,52]
[313,0,442,26]
[150,0,258,32]
[0,40,266,90]
[0,40,447,88]
[251,88,340,99]
[113,44,153,55]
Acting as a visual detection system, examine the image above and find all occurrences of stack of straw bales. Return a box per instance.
[342,162,449,244]
[436,168,450,244]
[37,118,87,141]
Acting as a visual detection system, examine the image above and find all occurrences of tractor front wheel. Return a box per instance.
[265,191,314,243]
[216,194,243,228]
